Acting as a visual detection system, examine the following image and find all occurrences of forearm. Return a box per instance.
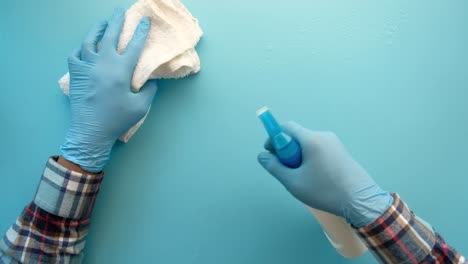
[0,157,103,264]
[355,194,466,264]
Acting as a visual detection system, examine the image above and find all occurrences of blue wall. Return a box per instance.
[1,0,467,263]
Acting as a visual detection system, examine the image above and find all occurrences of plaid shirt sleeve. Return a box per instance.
[356,194,466,264]
[0,156,103,264]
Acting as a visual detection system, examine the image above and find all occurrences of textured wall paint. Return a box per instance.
[1,1,467,263]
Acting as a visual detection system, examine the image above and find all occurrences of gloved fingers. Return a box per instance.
[257,151,294,187]
[133,80,158,113]
[123,17,151,68]
[263,121,309,154]
[68,48,82,65]
[282,121,310,140]
[281,121,312,146]
[263,139,275,153]
[81,20,108,62]
[101,8,126,52]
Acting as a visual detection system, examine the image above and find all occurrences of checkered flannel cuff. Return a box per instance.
[356,193,436,263]
[34,156,104,219]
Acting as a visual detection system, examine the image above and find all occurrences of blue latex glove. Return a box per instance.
[257,122,393,227]
[61,8,158,172]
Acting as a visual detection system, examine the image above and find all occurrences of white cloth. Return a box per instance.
[59,0,203,142]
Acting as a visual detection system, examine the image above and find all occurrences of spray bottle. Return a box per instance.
[257,106,367,258]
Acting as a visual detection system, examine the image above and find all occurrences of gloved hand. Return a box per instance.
[61,8,158,173]
[257,122,393,227]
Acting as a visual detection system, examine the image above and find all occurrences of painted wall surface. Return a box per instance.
[1,1,467,263]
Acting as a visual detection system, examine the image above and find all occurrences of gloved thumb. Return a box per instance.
[282,121,311,146]
[257,152,293,186]
[134,80,158,107]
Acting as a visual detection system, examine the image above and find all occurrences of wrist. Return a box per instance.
[57,157,102,175]
[60,132,116,172]
[345,190,393,228]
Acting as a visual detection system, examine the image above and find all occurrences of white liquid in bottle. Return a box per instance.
[307,207,368,258]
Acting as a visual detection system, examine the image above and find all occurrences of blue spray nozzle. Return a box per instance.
[257,106,302,168]
[257,106,282,138]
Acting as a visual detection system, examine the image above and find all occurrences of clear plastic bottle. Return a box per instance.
[307,207,367,258]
